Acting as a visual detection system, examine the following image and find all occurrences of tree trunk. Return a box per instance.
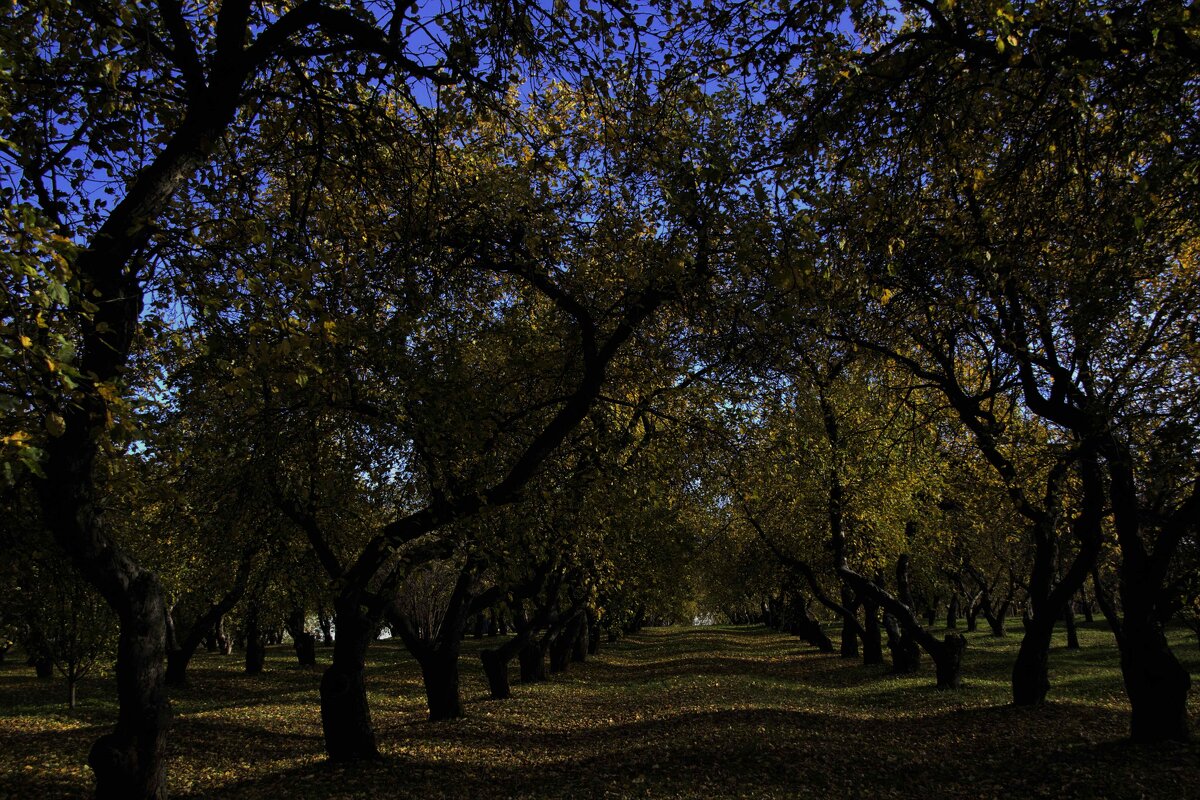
[318,611,334,646]
[293,633,317,666]
[244,602,265,676]
[861,594,883,666]
[287,609,317,667]
[549,624,574,673]
[519,640,547,683]
[244,640,265,675]
[1120,616,1191,742]
[69,678,78,710]
[934,634,967,689]
[215,615,233,655]
[320,602,379,761]
[164,650,189,688]
[946,594,959,630]
[34,656,53,678]
[1012,615,1055,705]
[87,578,171,800]
[1079,588,1095,624]
[418,646,462,721]
[964,596,980,632]
[480,647,512,700]
[840,586,859,659]
[797,600,834,652]
[586,609,601,656]
[1063,602,1080,650]
[571,615,589,663]
[883,613,920,673]
[983,597,1009,637]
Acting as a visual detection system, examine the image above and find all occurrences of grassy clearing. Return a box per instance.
[1,623,1198,799]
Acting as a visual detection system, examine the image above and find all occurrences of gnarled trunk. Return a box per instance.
[88,576,171,800]
[883,612,921,673]
[320,601,379,761]
[1012,614,1054,705]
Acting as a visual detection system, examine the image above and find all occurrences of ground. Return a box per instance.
[1,623,1198,799]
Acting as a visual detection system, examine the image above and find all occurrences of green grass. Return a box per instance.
[1,623,1197,799]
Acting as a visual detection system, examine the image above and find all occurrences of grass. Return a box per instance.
[1,622,1198,799]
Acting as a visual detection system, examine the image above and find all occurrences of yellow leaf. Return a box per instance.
[45,413,66,437]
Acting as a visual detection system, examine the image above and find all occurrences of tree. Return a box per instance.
[1,1,542,792]
[791,0,1199,740]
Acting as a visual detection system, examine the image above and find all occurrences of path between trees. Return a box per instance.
[1,624,1197,798]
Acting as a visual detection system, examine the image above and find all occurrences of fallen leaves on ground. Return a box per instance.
[1,624,1197,798]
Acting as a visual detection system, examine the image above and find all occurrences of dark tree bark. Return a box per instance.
[1063,602,1079,650]
[741,515,864,657]
[985,598,1011,637]
[321,597,379,761]
[550,611,586,672]
[946,593,960,630]
[166,550,254,687]
[85,577,171,800]
[1012,612,1053,705]
[33,655,54,679]
[480,646,513,699]
[244,600,266,676]
[586,609,601,656]
[1092,567,1124,647]
[803,365,964,688]
[968,562,1013,638]
[861,592,884,665]
[477,563,563,700]
[519,639,548,683]
[1104,447,1194,743]
[883,612,921,673]
[841,551,964,687]
[1008,456,1102,706]
[389,560,508,721]
[1080,590,1095,624]
[416,646,462,721]
[571,614,589,663]
[317,609,334,646]
[785,592,834,652]
[964,593,981,632]
[286,608,317,667]
[839,586,860,658]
